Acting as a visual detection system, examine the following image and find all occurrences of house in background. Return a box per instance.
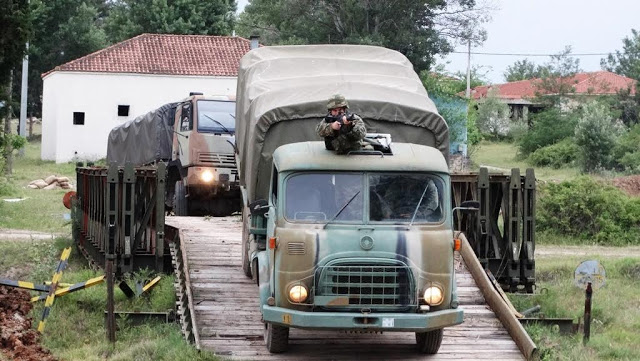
[469,71,637,123]
[41,33,256,163]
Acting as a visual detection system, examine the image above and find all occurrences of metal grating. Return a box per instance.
[287,242,306,255]
[315,261,415,310]
[198,152,235,166]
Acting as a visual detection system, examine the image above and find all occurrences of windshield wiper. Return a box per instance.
[409,181,432,227]
[203,114,233,134]
[323,191,361,229]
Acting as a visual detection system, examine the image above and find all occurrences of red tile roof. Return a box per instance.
[470,71,637,100]
[43,33,253,78]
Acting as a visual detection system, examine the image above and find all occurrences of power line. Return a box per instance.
[450,51,610,57]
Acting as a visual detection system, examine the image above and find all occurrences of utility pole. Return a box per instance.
[465,38,471,99]
[19,42,29,156]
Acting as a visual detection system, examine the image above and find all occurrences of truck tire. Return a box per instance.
[416,328,443,354]
[264,322,289,353]
[241,207,252,278]
[174,180,189,216]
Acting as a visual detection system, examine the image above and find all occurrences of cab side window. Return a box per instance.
[180,102,192,131]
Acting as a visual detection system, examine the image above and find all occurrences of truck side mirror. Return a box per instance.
[249,199,269,216]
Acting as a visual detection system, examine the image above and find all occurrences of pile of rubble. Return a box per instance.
[27,175,72,190]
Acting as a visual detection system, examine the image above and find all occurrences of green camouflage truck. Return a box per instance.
[107,94,240,216]
[235,45,466,354]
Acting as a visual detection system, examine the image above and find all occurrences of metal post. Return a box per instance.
[19,42,29,156]
[106,259,116,342]
[155,163,166,272]
[583,282,592,345]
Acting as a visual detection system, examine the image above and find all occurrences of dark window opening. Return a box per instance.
[118,105,130,117]
[73,112,85,125]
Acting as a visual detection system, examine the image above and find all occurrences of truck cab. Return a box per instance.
[169,94,240,216]
[249,142,463,353]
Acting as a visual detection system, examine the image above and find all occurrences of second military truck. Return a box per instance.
[107,93,240,216]
[235,45,467,354]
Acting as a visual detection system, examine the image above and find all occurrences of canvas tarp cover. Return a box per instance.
[235,45,449,203]
[107,102,178,166]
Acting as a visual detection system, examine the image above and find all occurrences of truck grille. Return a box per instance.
[198,152,235,166]
[315,260,415,310]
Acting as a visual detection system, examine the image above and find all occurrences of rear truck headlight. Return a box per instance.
[288,285,308,303]
[423,286,444,306]
[200,170,214,183]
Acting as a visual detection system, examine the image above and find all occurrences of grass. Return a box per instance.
[471,141,581,182]
[507,256,640,361]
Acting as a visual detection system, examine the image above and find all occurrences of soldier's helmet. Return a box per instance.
[327,94,349,110]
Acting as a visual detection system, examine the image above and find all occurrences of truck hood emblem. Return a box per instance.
[360,236,374,250]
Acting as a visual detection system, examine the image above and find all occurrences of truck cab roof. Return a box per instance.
[273,142,449,174]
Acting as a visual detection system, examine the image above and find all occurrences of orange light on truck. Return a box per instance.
[453,239,461,251]
[269,237,277,249]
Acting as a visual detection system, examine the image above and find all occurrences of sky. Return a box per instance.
[237,0,640,84]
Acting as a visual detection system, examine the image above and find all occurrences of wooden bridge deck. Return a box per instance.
[165,216,525,360]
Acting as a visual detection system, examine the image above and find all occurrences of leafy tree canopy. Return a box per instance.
[0,0,31,99]
[503,59,549,82]
[601,29,640,81]
[237,0,492,72]
[534,46,581,106]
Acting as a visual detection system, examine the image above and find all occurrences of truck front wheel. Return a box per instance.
[264,322,289,353]
[416,328,443,354]
[174,180,189,216]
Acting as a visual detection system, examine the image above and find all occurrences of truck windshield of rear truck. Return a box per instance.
[284,172,444,224]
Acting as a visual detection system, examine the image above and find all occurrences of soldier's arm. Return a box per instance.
[344,115,366,140]
[316,120,336,137]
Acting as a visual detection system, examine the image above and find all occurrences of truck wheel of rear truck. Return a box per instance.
[264,322,289,353]
[241,207,252,278]
[174,180,189,216]
[416,328,443,354]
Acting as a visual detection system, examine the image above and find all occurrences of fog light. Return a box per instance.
[288,285,308,303]
[200,170,214,183]
[423,286,444,306]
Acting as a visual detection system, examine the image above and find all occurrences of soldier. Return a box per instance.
[316,94,366,154]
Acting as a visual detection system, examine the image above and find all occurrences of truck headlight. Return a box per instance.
[288,285,308,303]
[423,286,444,306]
[200,170,214,183]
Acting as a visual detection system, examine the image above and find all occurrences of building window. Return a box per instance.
[73,112,85,125]
[118,105,130,117]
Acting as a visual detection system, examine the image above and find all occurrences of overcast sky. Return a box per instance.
[237,0,639,84]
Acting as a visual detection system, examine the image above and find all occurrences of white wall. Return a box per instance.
[41,72,237,163]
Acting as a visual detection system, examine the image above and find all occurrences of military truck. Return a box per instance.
[107,94,240,216]
[236,45,470,353]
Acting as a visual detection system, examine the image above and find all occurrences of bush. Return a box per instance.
[574,102,623,173]
[613,124,640,173]
[476,88,510,138]
[528,138,579,168]
[538,177,640,245]
[518,108,578,155]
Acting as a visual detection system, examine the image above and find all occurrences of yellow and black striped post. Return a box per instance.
[0,279,50,292]
[37,247,72,333]
[31,276,105,303]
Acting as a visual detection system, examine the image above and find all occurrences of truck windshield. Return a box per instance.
[197,100,235,134]
[284,172,444,224]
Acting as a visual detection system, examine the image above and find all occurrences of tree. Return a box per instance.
[503,59,548,82]
[475,88,510,138]
[574,101,623,173]
[237,0,492,72]
[534,46,581,107]
[0,0,31,175]
[601,29,640,81]
[104,0,237,43]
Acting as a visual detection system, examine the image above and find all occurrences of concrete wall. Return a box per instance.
[41,72,237,163]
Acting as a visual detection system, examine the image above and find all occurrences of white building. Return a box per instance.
[41,33,255,163]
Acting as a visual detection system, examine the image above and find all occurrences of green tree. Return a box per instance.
[475,88,509,138]
[237,0,491,72]
[503,59,548,82]
[601,29,640,81]
[534,46,581,107]
[0,0,31,175]
[574,101,623,173]
[105,0,237,43]
[517,108,579,156]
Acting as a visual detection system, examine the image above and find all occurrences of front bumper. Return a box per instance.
[262,306,463,332]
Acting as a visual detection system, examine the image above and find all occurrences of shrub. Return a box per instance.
[574,102,623,173]
[476,88,510,138]
[528,138,579,168]
[538,177,640,245]
[613,124,640,173]
[518,108,578,155]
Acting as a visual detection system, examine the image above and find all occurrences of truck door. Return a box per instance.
[174,101,193,166]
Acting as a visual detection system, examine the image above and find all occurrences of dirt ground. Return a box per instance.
[0,287,57,361]
[536,244,640,258]
[610,174,640,197]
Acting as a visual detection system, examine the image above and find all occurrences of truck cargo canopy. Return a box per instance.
[235,45,449,204]
[107,102,178,166]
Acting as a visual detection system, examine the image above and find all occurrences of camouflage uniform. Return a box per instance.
[316,94,367,154]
